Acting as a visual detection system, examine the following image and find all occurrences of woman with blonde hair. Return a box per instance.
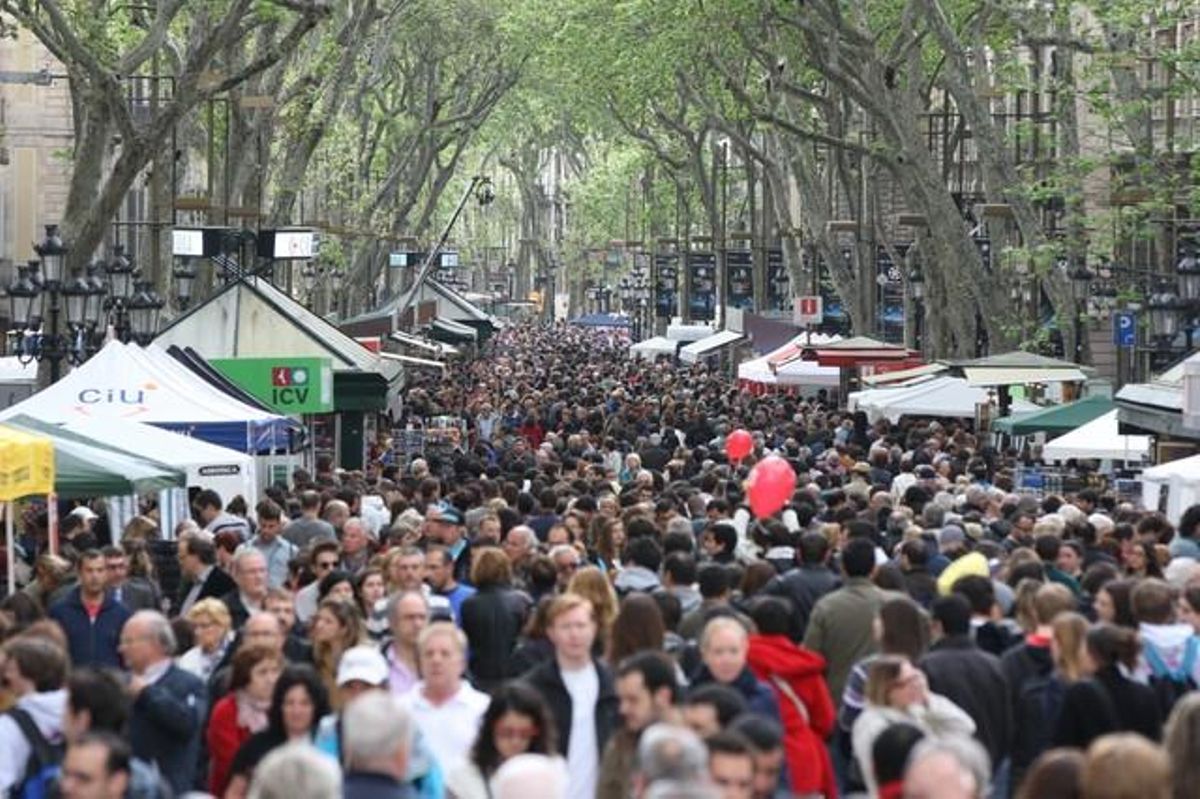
[177,597,234,680]
[1080,733,1171,799]
[1050,614,1121,751]
[1164,693,1200,799]
[567,566,618,655]
[310,598,367,707]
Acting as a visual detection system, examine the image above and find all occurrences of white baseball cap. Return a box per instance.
[336,645,389,687]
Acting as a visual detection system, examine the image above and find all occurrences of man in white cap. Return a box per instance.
[313,645,444,796]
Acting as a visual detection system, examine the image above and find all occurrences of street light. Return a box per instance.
[1149,291,1182,342]
[173,256,198,310]
[60,271,93,329]
[1069,263,1094,299]
[6,266,39,331]
[33,224,67,286]
[105,245,136,304]
[127,280,165,344]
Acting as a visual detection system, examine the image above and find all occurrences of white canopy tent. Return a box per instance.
[1040,410,1151,464]
[680,330,746,364]
[62,417,258,538]
[1142,455,1200,523]
[630,336,678,360]
[737,355,840,388]
[851,376,1037,424]
[0,341,295,453]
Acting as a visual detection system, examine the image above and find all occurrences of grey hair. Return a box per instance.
[130,610,176,656]
[342,692,412,768]
[247,741,340,799]
[906,736,991,798]
[386,590,429,622]
[636,723,709,786]
[507,525,535,548]
[548,544,579,562]
[232,547,266,574]
[665,517,694,538]
[492,754,569,799]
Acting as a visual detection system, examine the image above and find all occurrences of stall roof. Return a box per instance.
[379,352,446,371]
[630,336,678,360]
[570,312,631,328]
[862,363,949,386]
[390,331,456,357]
[952,351,1089,386]
[1041,411,1150,463]
[680,330,746,364]
[430,317,479,342]
[793,336,918,369]
[0,341,297,453]
[5,414,185,497]
[852,376,1037,424]
[156,275,401,381]
[992,395,1115,436]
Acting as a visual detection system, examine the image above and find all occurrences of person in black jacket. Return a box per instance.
[176,533,237,616]
[762,532,839,641]
[920,595,1012,771]
[1085,623,1163,741]
[522,593,618,799]
[460,549,530,691]
[120,610,207,795]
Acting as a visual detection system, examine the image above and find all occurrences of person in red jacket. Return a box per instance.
[206,644,283,796]
[746,597,838,799]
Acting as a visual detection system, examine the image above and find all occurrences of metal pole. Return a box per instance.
[391,176,485,332]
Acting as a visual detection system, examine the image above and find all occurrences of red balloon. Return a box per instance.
[747,455,797,519]
[726,429,753,462]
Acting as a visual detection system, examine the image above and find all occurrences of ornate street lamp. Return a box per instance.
[909,266,925,301]
[1149,291,1182,341]
[60,271,93,329]
[173,256,198,310]
[84,259,107,329]
[6,266,39,331]
[105,245,136,304]
[127,280,165,344]
[1069,263,1093,299]
[33,224,68,286]
[1178,249,1200,303]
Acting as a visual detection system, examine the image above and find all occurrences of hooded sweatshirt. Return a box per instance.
[1136,622,1200,685]
[612,565,662,596]
[0,688,67,792]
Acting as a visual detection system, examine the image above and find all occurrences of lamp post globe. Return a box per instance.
[33,224,68,287]
[6,266,40,330]
[173,256,199,309]
[128,281,165,343]
[105,245,136,304]
[60,272,93,329]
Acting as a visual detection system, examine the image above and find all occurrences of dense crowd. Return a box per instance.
[2,322,1200,799]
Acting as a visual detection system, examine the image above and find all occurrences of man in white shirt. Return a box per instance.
[523,594,619,799]
[399,622,490,773]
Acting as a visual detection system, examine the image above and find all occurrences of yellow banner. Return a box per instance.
[0,424,55,501]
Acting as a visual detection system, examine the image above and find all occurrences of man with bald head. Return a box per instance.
[120,611,206,793]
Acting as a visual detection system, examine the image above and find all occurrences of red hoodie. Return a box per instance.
[747,634,838,799]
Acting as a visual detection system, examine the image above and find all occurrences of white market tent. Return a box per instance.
[1040,410,1151,464]
[851,376,1037,424]
[1142,454,1200,523]
[680,330,746,364]
[737,355,840,389]
[0,340,296,453]
[630,336,679,360]
[62,417,258,538]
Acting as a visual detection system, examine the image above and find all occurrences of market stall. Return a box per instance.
[1141,454,1200,522]
[851,376,1037,424]
[1040,411,1151,464]
[630,336,679,361]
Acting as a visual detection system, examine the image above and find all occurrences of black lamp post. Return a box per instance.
[909,266,925,352]
[127,280,165,345]
[5,225,76,381]
[173,256,198,311]
[1068,262,1093,363]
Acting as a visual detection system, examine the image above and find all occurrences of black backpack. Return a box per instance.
[1143,637,1199,717]
[6,708,64,799]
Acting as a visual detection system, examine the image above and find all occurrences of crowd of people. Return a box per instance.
[2,322,1200,799]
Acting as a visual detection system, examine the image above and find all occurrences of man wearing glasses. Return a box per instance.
[295,540,341,625]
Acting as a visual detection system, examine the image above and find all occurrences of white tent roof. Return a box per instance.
[680,330,745,364]
[0,357,36,383]
[738,354,840,387]
[0,341,293,452]
[852,376,1037,424]
[630,336,678,360]
[666,324,715,343]
[1040,411,1151,463]
[1141,453,1200,523]
[61,417,256,500]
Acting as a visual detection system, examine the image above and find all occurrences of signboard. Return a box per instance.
[172,229,204,257]
[726,250,754,310]
[687,252,717,321]
[876,244,908,344]
[210,357,334,414]
[654,254,678,319]
[794,296,823,326]
[1113,312,1136,347]
[766,248,786,309]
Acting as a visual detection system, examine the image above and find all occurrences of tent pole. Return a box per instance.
[6,503,14,597]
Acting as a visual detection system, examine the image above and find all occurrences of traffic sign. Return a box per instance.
[794,296,823,326]
[1113,312,1136,347]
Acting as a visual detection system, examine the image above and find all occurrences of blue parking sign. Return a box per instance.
[1114,312,1136,347]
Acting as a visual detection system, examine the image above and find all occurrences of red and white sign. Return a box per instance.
[793,296,823,326]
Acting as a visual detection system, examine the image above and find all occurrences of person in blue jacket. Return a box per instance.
[49,549,131,669]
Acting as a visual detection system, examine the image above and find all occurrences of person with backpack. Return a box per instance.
[0,636,68,798]
[1131,578,1200,716]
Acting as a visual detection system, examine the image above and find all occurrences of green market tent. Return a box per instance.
[4,415,185,497]
[991,395,1115,437]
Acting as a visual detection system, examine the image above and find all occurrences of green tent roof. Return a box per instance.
[5,415,186,498]
[992,395,1115,437]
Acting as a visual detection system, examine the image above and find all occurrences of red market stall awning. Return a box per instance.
[792,336,921,369]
